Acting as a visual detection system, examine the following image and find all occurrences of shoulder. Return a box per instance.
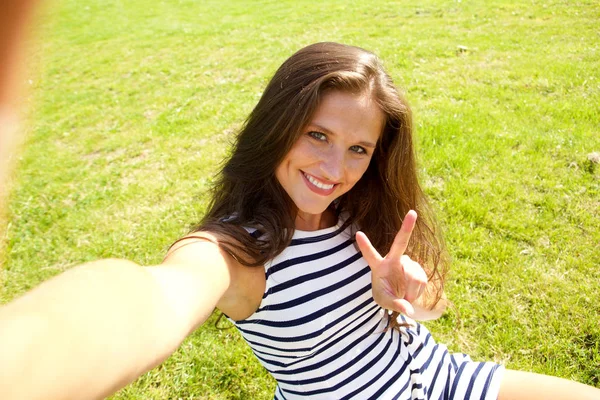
[163,230,266,321]
[164,231,226,263]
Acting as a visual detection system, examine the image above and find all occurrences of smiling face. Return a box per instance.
[275,90,385,230]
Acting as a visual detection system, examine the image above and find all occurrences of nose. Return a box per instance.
[320,146,345,182]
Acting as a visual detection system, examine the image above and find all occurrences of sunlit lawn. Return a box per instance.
[2,0,599,398]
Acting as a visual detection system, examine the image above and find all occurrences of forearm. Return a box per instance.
[0,259,192,400]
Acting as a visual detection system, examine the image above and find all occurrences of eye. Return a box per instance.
[308,131,327,141]
[349,145,367,155]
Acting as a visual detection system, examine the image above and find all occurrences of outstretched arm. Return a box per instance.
[0,240,234,400]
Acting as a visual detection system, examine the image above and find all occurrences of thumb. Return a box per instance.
[355,231,383,270]
[392,298,415,317]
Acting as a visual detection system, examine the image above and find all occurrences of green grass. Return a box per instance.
[2,0,599,398]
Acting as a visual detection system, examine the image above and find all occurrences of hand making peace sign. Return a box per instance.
[355,210,428,317]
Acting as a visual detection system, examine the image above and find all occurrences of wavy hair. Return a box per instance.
[196,42,448,323]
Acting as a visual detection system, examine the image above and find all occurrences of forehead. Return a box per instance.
[309,90,385,143]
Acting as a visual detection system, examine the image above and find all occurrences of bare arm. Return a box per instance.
[0,240,234,400]
[0,0,39,205]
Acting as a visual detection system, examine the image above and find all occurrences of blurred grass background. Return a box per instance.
[1,0,599,398]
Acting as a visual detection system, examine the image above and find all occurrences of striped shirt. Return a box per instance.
[231,221,504,399]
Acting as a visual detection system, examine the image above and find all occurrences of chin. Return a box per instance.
[295,200,332,215]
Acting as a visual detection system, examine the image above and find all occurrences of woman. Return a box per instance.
[0,42,598,400]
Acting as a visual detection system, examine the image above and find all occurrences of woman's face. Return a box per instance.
[276,90,384,228]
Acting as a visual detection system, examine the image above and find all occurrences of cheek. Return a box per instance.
[282,140,310,166]
[275,144,308,187]
[275,155,292,188]
[294,139,322,161]
[346,157,372,184]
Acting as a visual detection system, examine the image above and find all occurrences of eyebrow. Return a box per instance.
[308,123,378,149]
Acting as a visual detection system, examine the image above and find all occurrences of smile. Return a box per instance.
[301,172,337,194]
[305,174,334,190]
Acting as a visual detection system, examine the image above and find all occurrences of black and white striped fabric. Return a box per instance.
[232,222,504,399]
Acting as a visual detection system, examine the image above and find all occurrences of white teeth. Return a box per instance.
[304,173,334,190]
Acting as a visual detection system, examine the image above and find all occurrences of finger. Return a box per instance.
[401,255,428,302]
[392,298,415,317]
[355,231,383,270]
[403,278,426,303]
[388,210,417,258]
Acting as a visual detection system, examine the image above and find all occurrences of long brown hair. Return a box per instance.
[197,42,448,318]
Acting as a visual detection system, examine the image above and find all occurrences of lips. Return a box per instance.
[305,173,334,189]
[301,171,337,195]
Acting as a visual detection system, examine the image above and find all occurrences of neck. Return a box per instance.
[294,208,337,231]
